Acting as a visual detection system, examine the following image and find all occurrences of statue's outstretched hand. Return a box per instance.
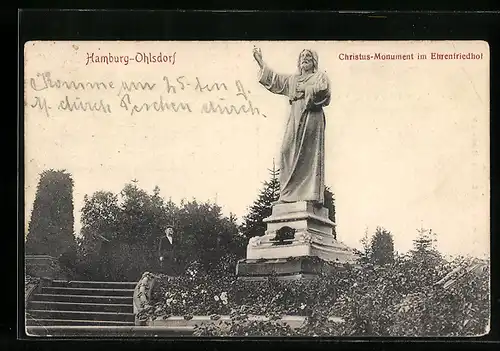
[253,46,263,67]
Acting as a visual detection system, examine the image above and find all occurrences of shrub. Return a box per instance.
[76,182,243,280]
[147,255,489,337]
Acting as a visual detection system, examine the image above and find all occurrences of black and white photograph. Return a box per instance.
[23,40,490,337]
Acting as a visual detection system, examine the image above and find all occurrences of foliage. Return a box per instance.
[76,180,243,281]
[116,182,167,246]
[323,186,336,239]
[25,169,76,259]
[410,227,443,267]
[193,308,299,336]
[359,227,371,264]
[330,255,489,337]
[357,226,394,266]
[147,252,489,337]
[175,199,242,274]
[149,261,352,320]
[389,256,490,337]
[192,306,348,337]
[370,227,395,265]
[240,162,280,239]
[76,191,119,278]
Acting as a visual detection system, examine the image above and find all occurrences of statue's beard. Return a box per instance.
[301,62,313,72]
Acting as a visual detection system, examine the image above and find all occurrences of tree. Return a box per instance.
[410,226,442,266]
[77,181,242,279]
[76,191,120,279]
[76,181,173,281]
[117,181,162,245]
[80,191,120,241]
[215,212,247,275]
[176,199,240,274]
[26,169,76,259]
[358,227,372,264]
[398,226,444,291]
[324,187,336,239]
[241,162,280,239]
[370,227,395,265]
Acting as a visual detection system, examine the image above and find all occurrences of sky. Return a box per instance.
[24,41,490,258]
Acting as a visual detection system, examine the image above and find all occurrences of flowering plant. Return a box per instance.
[147,255,489,337]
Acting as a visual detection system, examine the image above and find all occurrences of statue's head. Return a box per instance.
[297,49,318,74]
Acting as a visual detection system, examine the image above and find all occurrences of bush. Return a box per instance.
[389,258,490,336]
[76,182,244,281]
[193,309,299,337]
[149,263,355,321]
[147,255,489,337]
[330,256,489,336]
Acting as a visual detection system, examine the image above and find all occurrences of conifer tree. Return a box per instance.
[241,161,280,239]
[410,225,442,266]
[359,227,371,263]
[25,169,76,258]
[324,186,337,239]
[370,226,395,265]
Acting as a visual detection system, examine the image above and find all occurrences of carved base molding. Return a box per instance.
[236,256,331,280]
[244,201,358,264]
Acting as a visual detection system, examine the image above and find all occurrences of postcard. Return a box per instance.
[23,40,490,337]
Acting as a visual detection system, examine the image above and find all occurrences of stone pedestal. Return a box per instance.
[237,201,358,280]
[236,256,335,281]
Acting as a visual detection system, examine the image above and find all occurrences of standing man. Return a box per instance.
[158,226,177,276]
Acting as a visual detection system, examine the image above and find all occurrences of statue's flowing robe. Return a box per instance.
[259,65,331,204]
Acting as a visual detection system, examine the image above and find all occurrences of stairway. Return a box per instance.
[26,280,136,330]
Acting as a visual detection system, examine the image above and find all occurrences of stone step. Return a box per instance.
[28,301,133,313]
[41,286,135,297]
[26,309,135,322]
[33,293,133,304]
[51,280,137,290]
[25,319,135,327]
[26,325,193,337]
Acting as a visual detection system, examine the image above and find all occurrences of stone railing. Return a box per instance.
[25,255,65,280]
[25,275,42,304]
[25,275,53,327]
[148,314,344,331]
[133,272,156,326]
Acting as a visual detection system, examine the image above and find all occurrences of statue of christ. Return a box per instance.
[253,47,331,206]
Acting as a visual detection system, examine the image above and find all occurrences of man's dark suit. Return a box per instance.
[158,235,177,275]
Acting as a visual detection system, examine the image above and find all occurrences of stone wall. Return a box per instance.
[25,255,68,280]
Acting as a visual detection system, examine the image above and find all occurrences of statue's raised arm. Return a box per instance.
[254,46,291,96]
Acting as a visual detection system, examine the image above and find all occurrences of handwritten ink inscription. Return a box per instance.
[26,72,267,118]
[30,96,51,117]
